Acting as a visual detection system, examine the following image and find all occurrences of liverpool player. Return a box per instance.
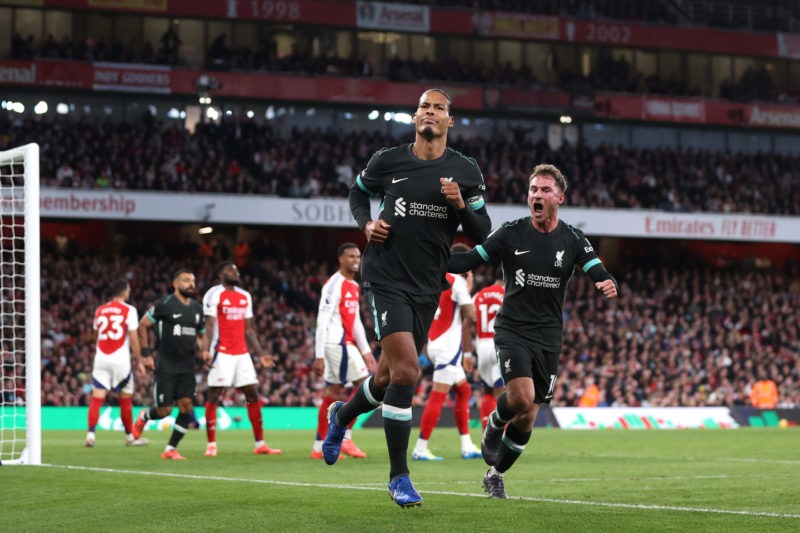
[324,88,491,508]
[448,164,618,498]
[202,261,282,457]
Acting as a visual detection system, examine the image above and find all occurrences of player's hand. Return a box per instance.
[259,354,275,369]
[201,350,212,366]
[312,358,325,377]
[462,352,475,373]
[143,356,155,372]
[440,178,465,210]
[595,280,618,299]
[362,351,377,374]
[365,219,391,244]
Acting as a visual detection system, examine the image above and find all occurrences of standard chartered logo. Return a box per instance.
[514,269,561,288]
[394,197,449,220]
[515,269,525,286]
[394,197,407,217]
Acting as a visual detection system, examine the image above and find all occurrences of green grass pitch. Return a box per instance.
[3,428,799,531]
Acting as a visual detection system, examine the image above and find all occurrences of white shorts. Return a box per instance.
[207,352,258,388]
[323,343,369,385]
[428,345,466,386]
[476,338,503,389]
[92,356,134,394]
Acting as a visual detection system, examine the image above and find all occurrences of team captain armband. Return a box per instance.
[466,195,485,210]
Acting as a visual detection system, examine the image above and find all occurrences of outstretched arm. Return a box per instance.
[448,249,487,273]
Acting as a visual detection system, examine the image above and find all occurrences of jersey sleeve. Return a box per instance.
[195,302,206,333]
[571,226,617,286]
[202,287,219,318]
[92,307,101,331]
[146,299,163,323]
[460,157,487,211]
[355,150,385,198]
[245,290,254,320]
[314,279,338,359]
[126,305,139,331]
[451,275,472,306]
[474,225,508,263]
[350,285,371,353]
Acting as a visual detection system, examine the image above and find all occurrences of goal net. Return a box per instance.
[0,143,41,465]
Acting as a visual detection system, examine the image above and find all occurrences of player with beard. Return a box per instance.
[132,269,209,460]
[448,164,618,497]
[322,88,492,508]
[202,261,282,457]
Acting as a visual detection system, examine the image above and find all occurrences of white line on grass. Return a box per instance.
[41,463,800,520]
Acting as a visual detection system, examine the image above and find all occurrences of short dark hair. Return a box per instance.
[173,268,193,280]
[337,242,359,257]
[215,260,235,276]
[450,242,470,253]
[108,278,129,298]
[422,88,453,116]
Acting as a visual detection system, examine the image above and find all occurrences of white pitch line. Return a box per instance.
[40,463,800,520]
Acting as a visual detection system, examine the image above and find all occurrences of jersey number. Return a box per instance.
[478,303,501,333]
[97,315,125,341]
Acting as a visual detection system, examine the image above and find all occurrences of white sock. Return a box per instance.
[413,438,428,453]
[312,440,323,452]
[255,440,265,448]
[459,434,474,450]
[165,445,175,452]
[207,441,216,447]
[489,466,503,477]
[344,428,353,440]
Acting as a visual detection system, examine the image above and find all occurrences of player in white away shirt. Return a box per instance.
[86,278,148,448]
[202,261,282,457]
[411,243,482,461]
[311,243,376,459]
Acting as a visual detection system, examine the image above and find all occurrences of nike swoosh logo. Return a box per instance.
[514,249,530,255]
[392,177,408,183]
[172,314,182,318]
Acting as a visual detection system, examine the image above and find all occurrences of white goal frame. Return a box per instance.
[0,143,41,465]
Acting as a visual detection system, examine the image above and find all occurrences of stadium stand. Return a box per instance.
[1,115,798,214]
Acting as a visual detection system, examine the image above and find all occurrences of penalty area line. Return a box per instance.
[40,463,800,520]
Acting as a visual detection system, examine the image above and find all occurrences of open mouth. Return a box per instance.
[532,202,544,214]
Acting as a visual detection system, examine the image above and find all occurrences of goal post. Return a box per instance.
[0,143,41,465]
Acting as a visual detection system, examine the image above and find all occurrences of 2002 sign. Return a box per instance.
[586,23,631,44]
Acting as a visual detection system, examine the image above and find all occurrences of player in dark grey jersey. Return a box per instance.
[131,268,209,460]
[448,164,618,498]
[322,88,492,508]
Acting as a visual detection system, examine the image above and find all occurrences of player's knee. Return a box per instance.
[506,389,535,413]
[390,367,417,386]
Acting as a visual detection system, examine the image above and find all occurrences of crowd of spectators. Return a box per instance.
[6,25,786,103]
[1,241,797,411]
[2,114,799,215]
